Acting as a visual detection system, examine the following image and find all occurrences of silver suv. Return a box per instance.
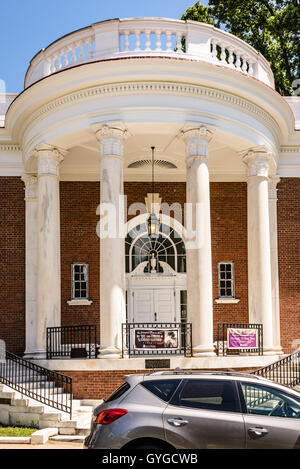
[84,370,300,450]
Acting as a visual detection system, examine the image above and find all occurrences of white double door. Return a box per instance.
[131,288,176,324]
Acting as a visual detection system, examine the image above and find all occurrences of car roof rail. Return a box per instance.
[148,368,262,379]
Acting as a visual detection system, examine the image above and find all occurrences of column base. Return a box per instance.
[192,346,216,357]
[98,346,122,359]
[23,349,47,360]
[263,346,282,356]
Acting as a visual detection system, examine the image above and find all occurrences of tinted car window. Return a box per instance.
[105,381,130,403]
[178,379,239,412]
[142,379,181,402]
[241,382,300,418]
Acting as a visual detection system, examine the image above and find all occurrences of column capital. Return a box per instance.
[181,125,213,160]
[21,173,38,200]
[91,123,128,159]
[32,144,65,177]
[242,147,271,178]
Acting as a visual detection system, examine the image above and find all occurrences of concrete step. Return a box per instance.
[49,435,86,442]
[0,382,93,432]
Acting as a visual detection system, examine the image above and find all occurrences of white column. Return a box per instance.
[269,176,283,354]
[94,124,127,358]
[22,174,38,359]
[34,144,64,358]
[182,126,215,356]
[243,149,276,355]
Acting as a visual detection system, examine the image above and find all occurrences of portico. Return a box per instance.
[3,17,298,371]
[20,120,281,361]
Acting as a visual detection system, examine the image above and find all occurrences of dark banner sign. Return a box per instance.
[135,329,179,349]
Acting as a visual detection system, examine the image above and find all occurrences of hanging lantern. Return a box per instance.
[147,146,160,239]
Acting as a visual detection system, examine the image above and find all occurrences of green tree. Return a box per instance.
[181,0,299,96]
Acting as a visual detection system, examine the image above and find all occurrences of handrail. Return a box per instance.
[0,351,72,418]
[24,18,274,88]
[252,349,300,388]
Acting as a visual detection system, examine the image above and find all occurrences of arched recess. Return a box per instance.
[125,214,187,324]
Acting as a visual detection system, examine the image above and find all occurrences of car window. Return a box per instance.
[141,379,181,402]
[178,379,239,412]
[241,382,300,419]
[105,381,130,403]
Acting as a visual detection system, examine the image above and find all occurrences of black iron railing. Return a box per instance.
[0,352,72,418]
[252,349,300,388]
[122,322,192,357]
[46,325,98,359]
[217,322,263,356]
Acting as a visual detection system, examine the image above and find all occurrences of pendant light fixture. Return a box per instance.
[147,146,160,239]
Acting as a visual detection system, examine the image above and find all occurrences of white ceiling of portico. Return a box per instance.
[57,123,251,182]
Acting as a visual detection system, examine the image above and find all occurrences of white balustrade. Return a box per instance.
[25,18,274,88]
[210,38,255,76]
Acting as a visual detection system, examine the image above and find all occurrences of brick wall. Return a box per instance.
[0,177,25,355]
[277,178,300,354]
[62,367,259,400]
[0,177,298,358]
[60,182,100,340]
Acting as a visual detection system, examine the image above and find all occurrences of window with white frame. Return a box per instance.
[72,263,89,300]
[218,262,235,298]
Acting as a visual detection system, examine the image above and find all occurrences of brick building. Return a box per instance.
[0,18,299,398]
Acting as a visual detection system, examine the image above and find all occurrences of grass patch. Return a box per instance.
[0,426,37,437]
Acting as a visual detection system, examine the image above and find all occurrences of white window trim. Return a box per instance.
[69,263,91,305]
[67,299,93,306]
[216,261,239,303]
[215,298,240,304]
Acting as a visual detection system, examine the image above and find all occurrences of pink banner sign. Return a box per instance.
[227,328,258,349]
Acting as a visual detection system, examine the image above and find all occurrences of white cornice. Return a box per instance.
[22,81,279,148]
[280,146,300,154]
[0,145,21,152]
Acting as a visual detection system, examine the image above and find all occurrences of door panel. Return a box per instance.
[163,405,245,449]
[154,289,175,323]
[163,379,245,449]
[243,414,300,449]
[133,290,153,322]
[132,288,175,323]
[240,382,300,449]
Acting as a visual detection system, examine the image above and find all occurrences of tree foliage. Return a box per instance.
[181,0,299,95]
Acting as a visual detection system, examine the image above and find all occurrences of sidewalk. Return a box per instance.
[0,440,83,449]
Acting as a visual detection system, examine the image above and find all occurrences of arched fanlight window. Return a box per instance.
[125,222,186,274]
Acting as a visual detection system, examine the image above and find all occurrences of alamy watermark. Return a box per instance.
[96,196,206,249]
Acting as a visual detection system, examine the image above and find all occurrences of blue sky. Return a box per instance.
[0,0,207,93]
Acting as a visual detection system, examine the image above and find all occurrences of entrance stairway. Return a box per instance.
[0,352,101,441]
[0,383,97,436]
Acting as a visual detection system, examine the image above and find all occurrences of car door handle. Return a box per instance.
[167,418,188,427]
[248,427,269,439]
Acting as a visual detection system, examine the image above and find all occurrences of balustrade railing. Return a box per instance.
[25,18,274,88]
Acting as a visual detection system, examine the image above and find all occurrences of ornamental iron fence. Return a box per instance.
[217,322,263,356]
[122,322,192,358]
[46,325,98,359]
